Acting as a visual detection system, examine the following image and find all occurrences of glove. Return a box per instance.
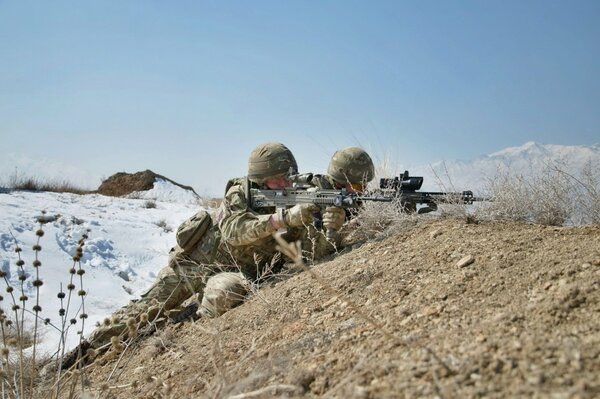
[284,203,319,227]
[322,206,345,232]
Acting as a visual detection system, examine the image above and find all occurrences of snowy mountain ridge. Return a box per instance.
[412,141,600,192]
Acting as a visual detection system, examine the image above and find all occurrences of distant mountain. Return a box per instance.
[410,142,600,193]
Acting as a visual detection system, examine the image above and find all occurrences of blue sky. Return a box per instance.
[1,1,599,195]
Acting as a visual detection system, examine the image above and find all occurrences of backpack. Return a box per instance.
[176,210,213,253]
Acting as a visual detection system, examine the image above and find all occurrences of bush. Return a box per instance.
[480,159,600,226]
[6,171,90,195]
[155,219,172,233]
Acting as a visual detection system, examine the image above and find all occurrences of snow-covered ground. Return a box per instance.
[0,181,203,355]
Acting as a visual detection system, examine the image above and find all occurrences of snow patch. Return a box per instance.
[126,178,201,205]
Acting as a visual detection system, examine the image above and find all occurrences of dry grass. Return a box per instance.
[1,220,92,399]
[478,159,600,226]
[6,173,90,195]
[353,197,417,240]
[364,157,600,228]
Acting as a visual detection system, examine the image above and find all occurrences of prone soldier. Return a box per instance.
[61,142,343,369]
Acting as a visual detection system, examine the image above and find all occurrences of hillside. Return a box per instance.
[81,218,600,398]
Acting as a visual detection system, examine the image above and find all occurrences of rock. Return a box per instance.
[457,255,475,268]
[118,271,130,281]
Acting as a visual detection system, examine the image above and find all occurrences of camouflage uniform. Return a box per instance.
[308,148,378,245]
[216,177,336,279]
[87,226,236,349]
[87,176,337,350]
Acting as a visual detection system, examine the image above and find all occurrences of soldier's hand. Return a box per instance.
[322,206,345,232]
[284,204,319,227]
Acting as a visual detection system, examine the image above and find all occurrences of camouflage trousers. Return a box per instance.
[87,246,249,349]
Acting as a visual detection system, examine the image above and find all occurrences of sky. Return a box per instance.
[1,0,599,195]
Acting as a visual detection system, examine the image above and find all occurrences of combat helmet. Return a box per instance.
[327,147,375,184]
[248,142,298,183]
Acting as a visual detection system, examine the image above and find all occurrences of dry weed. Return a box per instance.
[6,171,90,195]
[480,159,599,226]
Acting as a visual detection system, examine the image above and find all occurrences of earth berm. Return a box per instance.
[84,218,600,398]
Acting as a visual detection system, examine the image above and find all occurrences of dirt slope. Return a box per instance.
[97,170,197,197]
[84,218,600,398]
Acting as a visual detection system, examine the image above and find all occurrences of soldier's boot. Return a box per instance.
[170,301,200,324]
[61,340,91,370]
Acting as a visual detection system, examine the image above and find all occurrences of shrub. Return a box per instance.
[480,159,600,226]
[6,171,90,195]
[1,217,91,398]
[155,219,172,233]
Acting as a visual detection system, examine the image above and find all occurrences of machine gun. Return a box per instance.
[379,171,483,214]
[249,187,391,208]
[248,186,392,239]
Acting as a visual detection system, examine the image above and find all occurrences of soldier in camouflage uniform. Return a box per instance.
[200,142,345,317]
[62,142,344,368]
[306,147,378,246]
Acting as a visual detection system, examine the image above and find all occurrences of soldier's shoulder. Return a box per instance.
[311,174,336,190]
[224,177,246,195]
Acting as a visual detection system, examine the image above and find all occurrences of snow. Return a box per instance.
[0,180,202,355]
[125,178,201,205]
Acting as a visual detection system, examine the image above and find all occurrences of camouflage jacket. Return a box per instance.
[310,174,337,190]
[216,177,336,280]
[310,174,358,221]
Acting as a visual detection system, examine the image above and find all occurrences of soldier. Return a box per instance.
[203,142,345,315]
[61,142,344,369]
[311,146,376,221]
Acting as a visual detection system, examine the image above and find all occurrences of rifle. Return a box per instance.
[248,186,392,239]
[379,171,484,214]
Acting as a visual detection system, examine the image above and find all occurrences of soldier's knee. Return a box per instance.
[199,272,249,318]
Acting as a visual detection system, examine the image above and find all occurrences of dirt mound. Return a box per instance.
[97,169,197,197]
[84,218,600,398]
